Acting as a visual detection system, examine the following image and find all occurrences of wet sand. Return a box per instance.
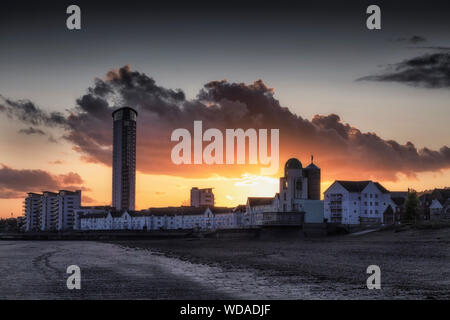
[116,228,450,299]
[0,227,449,299]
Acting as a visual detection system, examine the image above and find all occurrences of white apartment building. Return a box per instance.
[74,206,241,231]
[24,193,43,232]
[57,190,81,231]
[40,191,59,231]
[324,181,398,225]
[24,190,82,232]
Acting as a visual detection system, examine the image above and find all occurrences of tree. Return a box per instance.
[404,190,419,222]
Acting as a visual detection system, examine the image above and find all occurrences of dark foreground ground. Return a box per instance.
[0,227,449,299]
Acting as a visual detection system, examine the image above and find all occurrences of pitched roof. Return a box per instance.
[335,181,390,194]
[335,181,371,193]
[305,163,320,170]
[248,197,274,206]
[373,182,390,194]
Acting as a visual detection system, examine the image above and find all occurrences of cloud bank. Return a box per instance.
[393,35,427,44]
[1,65,450,183]
[0,165,85,199]
[359,53,450,88]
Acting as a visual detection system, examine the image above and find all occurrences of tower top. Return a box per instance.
[112,106,138,120]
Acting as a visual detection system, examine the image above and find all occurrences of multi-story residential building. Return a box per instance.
[112,107,137,211]
[57,190,81,231]
[24,190,82,232]
[190,187,214,207]
[74,206,241,231]
[40,191,59,231]
[24,192,42,232]
[324,181,397,225]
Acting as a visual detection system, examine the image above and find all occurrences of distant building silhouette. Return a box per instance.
[112,107,137,211]
[190,187,214,207]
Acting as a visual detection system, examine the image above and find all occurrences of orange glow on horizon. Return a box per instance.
[3,166,450,218]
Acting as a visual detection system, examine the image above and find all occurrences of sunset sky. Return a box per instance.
[1,0,450,217]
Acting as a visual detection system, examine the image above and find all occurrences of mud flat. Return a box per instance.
[0,227,448,299]
[115,227,450,299]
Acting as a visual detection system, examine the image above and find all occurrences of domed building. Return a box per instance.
[244,156,324,228]
[279,158,307,212]
[278,156,321,212]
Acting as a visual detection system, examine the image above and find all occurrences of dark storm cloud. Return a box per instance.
[2,66,450,181]
[0,164,84,199]
[358,53,450,89]
[393,35,427,44]
[18,127,46,135]
[0,95,67,127]
[413,46,450,51]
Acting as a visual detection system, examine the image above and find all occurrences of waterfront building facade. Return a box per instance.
[324,181,397,225]
[40,191,59,231]
[57,190,81,231]
[24,193,43,232]
[24,190,82,231]
[74,206,240,231]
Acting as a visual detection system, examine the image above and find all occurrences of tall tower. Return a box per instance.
[303,155,321,200]
[112,107,137,211]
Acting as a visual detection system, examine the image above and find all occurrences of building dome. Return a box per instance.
[284,158,302,173]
